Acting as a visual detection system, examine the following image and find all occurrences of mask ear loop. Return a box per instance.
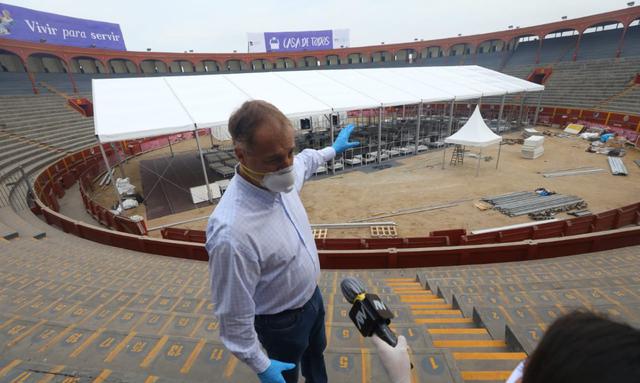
[239,163,266,184]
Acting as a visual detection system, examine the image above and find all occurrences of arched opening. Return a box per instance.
[0,49,25,72]
[506,34,540,67]
[140,59,168,74]
[170,60,195,73]
[578,21,625,60]
[225,59,247,72]
[274,58,295,69]
[200,60,220,72]
[70,56,106,74]
[325,54,341,66]
[297,56,319,68]
[395,49,417,63]
[621,18,640,57]
[108,58,138,74]
[251,59,272,71]
[0,49,33,94]
[421,46,444,59]
[448,43,472,57]
[27,53,68,73]
[476,39,505,54]
[347,53,366,64]
[475,39,506,69]
[539,28,580,63]
[370,51,392,63]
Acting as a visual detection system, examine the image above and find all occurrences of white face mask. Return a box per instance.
[262,165,296,193]
[240,163,296,193]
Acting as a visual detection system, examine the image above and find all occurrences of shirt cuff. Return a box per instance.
[250,351,271,374]
[319,147,336,162]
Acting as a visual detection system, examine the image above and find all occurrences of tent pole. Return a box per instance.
[517,92,527,127]
[377,106,383,164]
[532,92,543,127]
[194,126,213,203]
[441,145,446,170]
[447,100,455,137]
[415,102,422,155]
[360,109,364,166]
[478,96,483,110]
[167,136,174,157]
[496,142,502,170]
[498,94,506,130]
[476,148,482,177]
[329,113,335,175]
[110,142,126,179]
[209,128,215,148]
[98,142,122,207]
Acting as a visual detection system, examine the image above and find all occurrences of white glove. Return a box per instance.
[371,334,411,383]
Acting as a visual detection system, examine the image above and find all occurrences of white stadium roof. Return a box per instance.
[93,65,544,143]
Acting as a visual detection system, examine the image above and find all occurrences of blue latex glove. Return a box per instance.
[332,124,360,154]
[257,359,296,383]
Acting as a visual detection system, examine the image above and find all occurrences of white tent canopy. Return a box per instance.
[93,65,544,143]
[443,105,503,176]
[445,105,502,147]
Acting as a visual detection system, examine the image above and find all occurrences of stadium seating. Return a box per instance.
[1,10,639,382]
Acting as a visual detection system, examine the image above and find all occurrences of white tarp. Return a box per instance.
[445,106,502,147]
[93,65,544,143]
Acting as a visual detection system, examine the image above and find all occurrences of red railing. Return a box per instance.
[29,129,640,269]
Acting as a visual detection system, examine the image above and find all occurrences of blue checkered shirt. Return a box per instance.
[206,147,335,373]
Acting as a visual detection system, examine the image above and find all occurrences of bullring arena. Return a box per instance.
[1,3,640,383]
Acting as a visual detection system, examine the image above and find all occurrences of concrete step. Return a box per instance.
[0,220,19,240]
[0,207,46,239]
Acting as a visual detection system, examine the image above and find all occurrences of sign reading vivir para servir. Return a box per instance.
[0,3,126,50]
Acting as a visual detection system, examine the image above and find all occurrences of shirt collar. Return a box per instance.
[233,165,279,204]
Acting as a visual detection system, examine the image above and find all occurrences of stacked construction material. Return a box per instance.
[608,157,628,176]
[521,135,544,159]
[482,191,586,217]
[523,128,543,138]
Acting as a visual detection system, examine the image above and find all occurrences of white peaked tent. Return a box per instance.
[442,105,503,176]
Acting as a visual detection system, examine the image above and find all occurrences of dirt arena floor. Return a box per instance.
[88,127,640,239]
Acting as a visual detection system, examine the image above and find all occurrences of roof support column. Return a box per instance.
[535,38,544,64]
[66,66,78,94]
[616,24,629,58]
[194,126,213,203]
[414,102,422,154]
[572,32,583,62]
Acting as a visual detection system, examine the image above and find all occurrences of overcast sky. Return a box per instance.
[3,0,633,52]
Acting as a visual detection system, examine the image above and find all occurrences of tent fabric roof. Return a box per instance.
[93,65,544,143]
[444,105,502,148]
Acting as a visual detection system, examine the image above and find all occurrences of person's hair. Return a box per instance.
[522,310,640,383]
[228,100,291,149]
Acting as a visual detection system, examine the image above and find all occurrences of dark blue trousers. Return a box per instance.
[254,286,327,383]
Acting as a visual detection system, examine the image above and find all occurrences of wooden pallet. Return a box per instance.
[370,225,398,238]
